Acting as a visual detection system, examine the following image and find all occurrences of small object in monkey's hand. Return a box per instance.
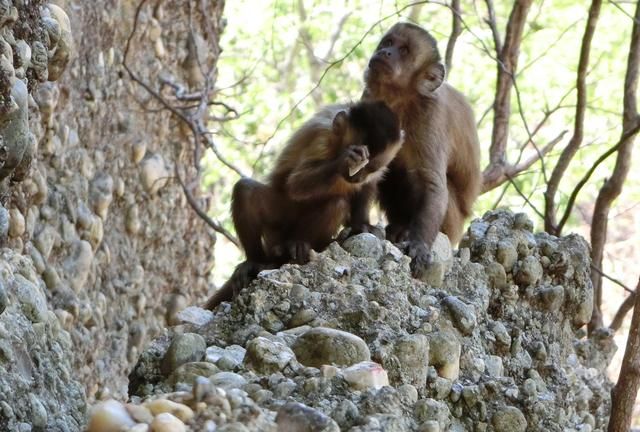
[349,158,369,177]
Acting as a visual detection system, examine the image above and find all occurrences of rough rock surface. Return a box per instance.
[121,210,614,432]
[0,0,225,429]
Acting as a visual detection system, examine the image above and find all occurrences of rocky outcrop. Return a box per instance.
[119,210,614,432]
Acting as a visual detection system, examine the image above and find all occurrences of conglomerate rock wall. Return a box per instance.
[0,1,225,429]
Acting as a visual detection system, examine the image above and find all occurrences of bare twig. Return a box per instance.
[444,0,461,73]
[482,131,566,193]
[505,173,545,220]
[544,0,602,235]
[610,290,636,332]
[591,263,635,295]
[174,163,239,247]
[557,118,640,232]
[483,0,502,55]
[589,0,640,334]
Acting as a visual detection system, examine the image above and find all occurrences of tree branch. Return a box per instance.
[544,0,602,235]
[609,276,640,431]
[485,0,533,182]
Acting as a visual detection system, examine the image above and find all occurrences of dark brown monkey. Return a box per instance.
[204,101,404,309]
[361,22,481,277]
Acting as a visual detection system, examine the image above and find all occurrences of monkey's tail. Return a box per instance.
[203,261,272,310]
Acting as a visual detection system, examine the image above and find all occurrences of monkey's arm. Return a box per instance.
[285,159,344,201]
[405,140,449,271]
[286,145,368,201]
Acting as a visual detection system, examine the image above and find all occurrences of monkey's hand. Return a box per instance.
[406,240,433,280]
[341,145,370,182]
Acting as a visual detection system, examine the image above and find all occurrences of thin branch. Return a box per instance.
[544,0,602,235]
[505,173,545,220]
[174,163,239,247]
[610,0,640,23]
[610,290,636,332]
[322,12,351,61]
[511,76,549,183]
[557,118,640,232]
[591,263,635,295]
[444,0,462,73]
[483,0,502,55]
[482,131,567,193]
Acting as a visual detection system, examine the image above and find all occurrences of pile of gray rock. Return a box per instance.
[100,209,613,432]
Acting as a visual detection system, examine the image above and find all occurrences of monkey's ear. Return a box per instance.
[332,110,349,135]
[416,61,446,96]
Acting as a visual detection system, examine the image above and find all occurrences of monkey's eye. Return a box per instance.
[399,45,409,55]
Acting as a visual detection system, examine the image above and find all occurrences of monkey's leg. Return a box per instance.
[232,178,281,262]
[203,261,274,309]
[441,190,465,246]
[344,183,384,239]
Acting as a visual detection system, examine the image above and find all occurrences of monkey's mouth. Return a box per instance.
[368,57,392,74]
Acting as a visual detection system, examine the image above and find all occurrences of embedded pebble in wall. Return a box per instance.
[90,172,114,219]
[62,240,94,293]
[131,140,147,164]
[114,177,125,198]
[0,80,29,181]
[29,40,48,81]
[139,153,170,195]
[13,274,49,323]
[13,39,30,78]
[41,16,61,50]
[0,204,8,241]
[11,131,37,182]
[34,225,59,261]
[34,82,59,124]
[428,330,461,380]
[45,4,73,81]
[83,214,104,249]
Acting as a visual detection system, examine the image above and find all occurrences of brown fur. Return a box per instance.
[362,22,481,277]
[204,101,404,309]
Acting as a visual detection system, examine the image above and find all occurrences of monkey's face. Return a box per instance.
[365,23,446,97]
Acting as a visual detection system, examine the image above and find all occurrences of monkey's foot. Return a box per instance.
[385,224,410,243]
[286,241,312,265]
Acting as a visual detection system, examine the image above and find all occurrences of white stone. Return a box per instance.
[341,361,389,390]
[87,400,136,432]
